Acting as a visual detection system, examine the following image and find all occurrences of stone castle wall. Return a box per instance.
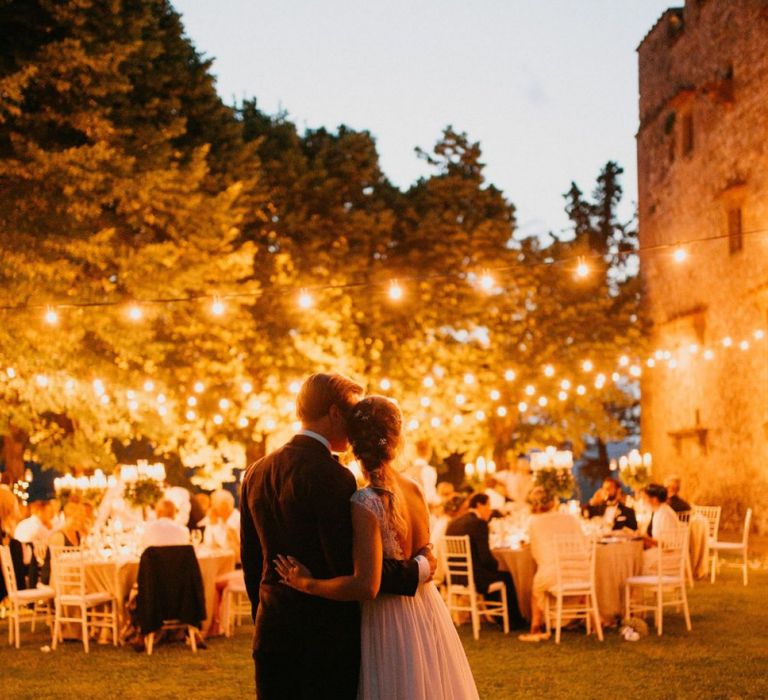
[637,0,768,532]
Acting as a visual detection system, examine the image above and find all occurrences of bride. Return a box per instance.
[276,395,479,700]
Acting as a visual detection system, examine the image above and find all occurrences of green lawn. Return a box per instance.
[2,568,767,699]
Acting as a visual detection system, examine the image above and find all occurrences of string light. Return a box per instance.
[407,418,420,430]
[128,400,139,411]
[143,380,155,392]
[420,396,431,407]
[497,406,507,417]
[582,360,594,373]
[212,414,223,425]
[248,397,261,411]
[703,349,714,360]
[127,304,143,321]
[478,271,495,292]
[193,381,205,393]
[560,379,571,391]
[489,389,501,401]
[93,379,105,396]
[755,329,765,340]
[126,390,136,400]
[558,391,568,401]
[575,257,589,279]
[237,417,249,428]
[611,372,620,382]
[452,414,463,425]
[594,373,606,389]
[289,381,301,394]
[463,373,476,385]
[646,358,656,368]
[380,378,392,391]
[455,394,466,406]
[504,369,516,381]
[186,409,196,421]
[518,401,528,412]
[219,398,230,410]
[423,376,435,388]
[629,365,642,377]
[672,246,687,263]
[430,417,441,428]
[525,384,536,396]
[618,355,629,367]
[576,385,586,395]
[688,343,699,354]
[739,340,749,351]
[211,297,225,316]
[475,410,486,421]
[44,307,59,325]
[241,381,253,394]
[388,281,404,301]
[158,405,168,417]
[64,379,75,393]
[6,367,15,378]
[722,337,733,348]
[99,395,109,405]
[157,393,166,404]
[265,418,277,430]
[543,365,555,377]
[297,290,314,310]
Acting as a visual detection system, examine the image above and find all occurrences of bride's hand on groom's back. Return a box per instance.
[415,544,437,581]
[275,554,314,593]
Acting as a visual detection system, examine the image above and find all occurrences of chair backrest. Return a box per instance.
[0,544,18,597]
[50,545,86,597]
[442,535,476,590]
[742,508,752,547]
[692,505,721,540]
[655,529,689,579]
[676,510,692,524]
[554,534,593,587]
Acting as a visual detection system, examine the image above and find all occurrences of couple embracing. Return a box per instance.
[241,373,478,699]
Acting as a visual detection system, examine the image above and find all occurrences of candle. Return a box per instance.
[464,462,475,479]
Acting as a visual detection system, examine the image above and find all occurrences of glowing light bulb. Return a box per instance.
[525,384,535,396]
[722,337,733,348]
[595,373,606,388]
[213,414,223,425]
[575,257,589,279]
[407,419,420,431]
[6,367,15,379]
[739,340,749,351]
[211,297,225,316]
[479,271,495,292]
[504,369,516,381]
[158,405,168,417]
[463,373,475,385]
[292,421,302,432]
[219,398,230,410]
[284,401,296,413]
[453,414,463,425]
[489,389,501,401]
[143,380,155,392]
[582,360,594,373]
[298,290,314,310]
[611,372,620,382]
[241,381,253,394]
[44,307,59,325]
[238,417,249,428]
[619,355,629,367]
[265,419,277,430]
[127,305,143,321]
[646,358,656,368]
[517,401,528,413]
[93,379,105,396]
[496,406,507,417]
[703,349,714,360]
[289,380,301,394]
[380,378,392,391]
[126,390,136,400]
[560,379,571,391]
[423,376,435,388]
[388,281,403,301]
[64,379,75,393]
[100,395,110,405]
[194,381,205,394]
[475,410,486,421]
[538,396,548,407]
[157,393,166,404]
[754,329,765,341]
[544,365,555,377]
[688,344,699,354]
[185,409,196,421]
[248,397,261,411]
[630,365,642,377]
[128,400,139,411]
[430,417,442,428]
[673,247,687,263]
[576,385,586,396]
[420,396,431,408]
[455,394,466,406]
[558,391,568,401]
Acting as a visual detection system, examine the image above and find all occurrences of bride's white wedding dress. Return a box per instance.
[352,487,479,700]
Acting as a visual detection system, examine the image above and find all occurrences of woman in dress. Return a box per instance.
[276,396,478,700]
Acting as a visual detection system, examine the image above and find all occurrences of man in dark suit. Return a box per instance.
[664,476,691,513]
[241,373,435,700]
[445,493,525,628]
[585,476,638,531]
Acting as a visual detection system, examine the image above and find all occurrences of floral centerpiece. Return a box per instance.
[530,447,575,500]
[123,478,164,513]
[617,450,652,493]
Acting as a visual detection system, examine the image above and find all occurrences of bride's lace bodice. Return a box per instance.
[351,487,404,559]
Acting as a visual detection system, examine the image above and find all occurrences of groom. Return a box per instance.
[241,373,435,699]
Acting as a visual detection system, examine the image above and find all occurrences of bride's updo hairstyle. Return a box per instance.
[347,396,408,543]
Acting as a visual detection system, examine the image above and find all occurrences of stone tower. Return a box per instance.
[637,0,768,531]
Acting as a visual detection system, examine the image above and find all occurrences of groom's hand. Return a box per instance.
[415,544,437,581]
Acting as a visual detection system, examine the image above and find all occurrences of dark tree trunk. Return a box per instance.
[2,426,27,482]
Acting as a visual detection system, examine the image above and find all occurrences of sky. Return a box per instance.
[172,0,674,239]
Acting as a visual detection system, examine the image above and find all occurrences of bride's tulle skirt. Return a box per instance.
[358,582,479,700]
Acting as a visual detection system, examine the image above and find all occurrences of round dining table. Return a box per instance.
[83,547,236,636]
[493,538,643,625]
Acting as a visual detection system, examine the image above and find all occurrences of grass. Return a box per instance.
[1,568,767,699]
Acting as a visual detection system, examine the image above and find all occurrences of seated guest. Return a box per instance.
[188,492,209,530]
[140,500,190,550]
[15,500,55,561]
[585,477,637,531]
[483,477,507,512]
[203,489,240,561]
[664,476,691,513]
[445,493,525,629]
[641,483,680,573]
[164,486,192,526]
[48,502,86,548]
[519,487,583,642]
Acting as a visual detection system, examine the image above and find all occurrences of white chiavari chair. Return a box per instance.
[709,508,752,586]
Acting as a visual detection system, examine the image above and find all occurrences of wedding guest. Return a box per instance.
[585,477,637,531]
[165,486,192,526]
[48,502,85,548]
[641,483,680,573]
[664,476,691,513]
[188,492,208,529]
[204,489,240,561]
[140,499,190,550]
[15,499,55,566]
[501,454,533,506]
[436,482,455,504]
[446,493,525,629]
[519,487,582,642]
[483,477,507,512]
[403,440,439,507]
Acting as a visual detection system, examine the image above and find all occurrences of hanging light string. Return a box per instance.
[2,226,766,314]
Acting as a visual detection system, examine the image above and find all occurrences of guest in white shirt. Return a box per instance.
[203,489,241,562]
[641,483,680,573]
[15,499,55,545]
[520,486,582,642]
[140,499,190,550]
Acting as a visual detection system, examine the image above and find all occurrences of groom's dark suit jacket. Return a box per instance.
[241,434,419,658]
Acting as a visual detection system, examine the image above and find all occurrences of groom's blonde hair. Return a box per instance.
[297,373,363,422]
